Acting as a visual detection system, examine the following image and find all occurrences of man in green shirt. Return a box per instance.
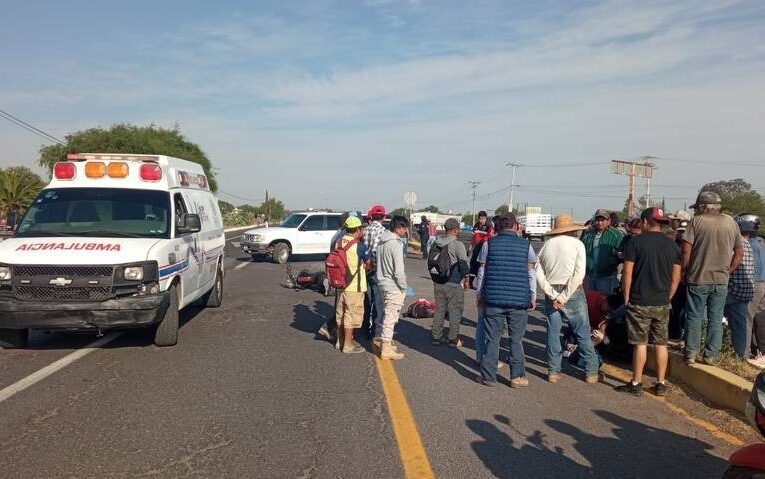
[581,209,624,294]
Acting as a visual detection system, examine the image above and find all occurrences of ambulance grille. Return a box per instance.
[12,265,114,278]
[14,286,112,302]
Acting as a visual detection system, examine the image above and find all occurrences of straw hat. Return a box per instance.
[547,214,587,236]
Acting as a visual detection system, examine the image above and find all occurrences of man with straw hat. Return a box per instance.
[536,214,600,384]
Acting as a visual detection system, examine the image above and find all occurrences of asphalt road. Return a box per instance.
[0,231,758,478]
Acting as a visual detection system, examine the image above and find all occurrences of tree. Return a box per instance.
[218,200,235,215]
[38,124,218,192]
[260,197,285,222]
[390,207,408,218]
[494,204,510,215]
[700,179,765,217]
[0,166,45,227]
[421,205,442,214]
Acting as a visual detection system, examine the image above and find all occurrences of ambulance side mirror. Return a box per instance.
[177,213,201,234]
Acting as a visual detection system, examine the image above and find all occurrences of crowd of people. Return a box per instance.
[320,192,765,395]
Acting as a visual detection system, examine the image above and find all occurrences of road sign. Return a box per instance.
[403,192,418,206]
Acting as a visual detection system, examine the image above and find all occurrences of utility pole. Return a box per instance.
[468,180,481,225]
[506,163,520,212]
[642,155,659,209]
[610,158,655,217]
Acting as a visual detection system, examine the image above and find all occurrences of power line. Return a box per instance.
[218,190,264,203]
[0,107,65,145]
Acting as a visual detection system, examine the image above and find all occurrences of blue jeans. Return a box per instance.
[686,284,728,362]
[475,306,486,361]
[544,290,599,377]
[725,295,750,359]
[370,281,384,338]
[587,274,619,295]
[480,306,528,382]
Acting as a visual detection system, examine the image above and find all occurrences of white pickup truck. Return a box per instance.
[240,212,342,264]
[518,213,552,240]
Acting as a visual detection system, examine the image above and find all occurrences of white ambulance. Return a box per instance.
[0,153,225,348]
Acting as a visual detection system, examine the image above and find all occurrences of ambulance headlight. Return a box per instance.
[124,266,144,281]
[0,266,10,281]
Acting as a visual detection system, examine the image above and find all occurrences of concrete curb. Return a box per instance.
[644,346,753,414]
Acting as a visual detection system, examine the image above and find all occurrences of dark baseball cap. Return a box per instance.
[690,191,722,209]
[593,208,610,220]
[641,207,670,224]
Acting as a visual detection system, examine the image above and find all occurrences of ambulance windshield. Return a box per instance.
[16,188,171,239]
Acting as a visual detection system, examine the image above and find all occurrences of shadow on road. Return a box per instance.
[290,299,335,339]
[468,410,726,478]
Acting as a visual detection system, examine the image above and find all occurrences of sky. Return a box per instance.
[1,0,764,219]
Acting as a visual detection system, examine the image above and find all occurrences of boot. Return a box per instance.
[380,341,404,360]
[372,338,382,355]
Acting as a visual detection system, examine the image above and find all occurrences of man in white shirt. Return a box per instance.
[536,214,599,384]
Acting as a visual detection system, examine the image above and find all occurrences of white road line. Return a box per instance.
[228,235,242,241]
[233,261,250,270]
[0,332,122,404]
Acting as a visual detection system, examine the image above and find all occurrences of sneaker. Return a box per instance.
[317,323,332,341]
[614,382,643,396]
[548,374,562,384]
[700,356,720,366]
[684,355,696,366]
[342,343,365,354]
[653,381,668,396]
[747,354,765,369]
[448,337,463,348]
[476,376,497,387]
[510,376,529,388]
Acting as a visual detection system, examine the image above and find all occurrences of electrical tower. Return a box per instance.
[610,158,655,217]
[506,163,520,212]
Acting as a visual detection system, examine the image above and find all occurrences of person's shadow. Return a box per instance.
[468,411,727,478]
[467,414,591,478]
[291,299,335,337]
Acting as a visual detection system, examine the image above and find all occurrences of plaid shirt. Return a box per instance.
[363,221,387,269]
[729,238,755,302]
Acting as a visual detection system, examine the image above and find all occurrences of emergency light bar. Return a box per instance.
[66,153,160,162]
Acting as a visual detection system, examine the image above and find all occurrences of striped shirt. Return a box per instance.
[363,221,387,269]
[729,238,754,302]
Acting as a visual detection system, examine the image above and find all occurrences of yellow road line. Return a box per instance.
[375,358,436,479]
[600,364,744,446]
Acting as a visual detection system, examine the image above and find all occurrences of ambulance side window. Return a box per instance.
[174,193,189,234]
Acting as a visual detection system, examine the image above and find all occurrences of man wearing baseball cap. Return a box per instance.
[581,209,624,293]
[682,191,744,365]
[616,207,681,396]
[334,216,368,354]
[364,205,388,343]
[430,218,470,347]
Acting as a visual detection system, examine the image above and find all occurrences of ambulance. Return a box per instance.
[0,153,226,348]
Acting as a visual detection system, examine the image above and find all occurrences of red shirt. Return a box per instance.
[586,290,607,330]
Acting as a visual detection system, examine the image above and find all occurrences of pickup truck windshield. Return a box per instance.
[280,214,307,228]
[15,188,171,239]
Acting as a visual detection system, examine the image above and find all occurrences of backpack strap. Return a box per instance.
[336,238,358,251]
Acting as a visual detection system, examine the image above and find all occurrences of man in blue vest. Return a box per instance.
[474,212,538,387]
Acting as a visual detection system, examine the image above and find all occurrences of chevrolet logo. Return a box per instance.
[49,277,73,287]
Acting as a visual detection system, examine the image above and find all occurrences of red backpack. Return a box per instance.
[325,238,359,289]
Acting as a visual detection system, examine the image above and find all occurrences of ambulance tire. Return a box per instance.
[203,263,223,308]
[0,328,28,349]
[272,242,290,264]
[154,283,179,347]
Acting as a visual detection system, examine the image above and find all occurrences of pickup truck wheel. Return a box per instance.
[272,243,290,264]
[203,263,224,308]
[0,328,28,349]
[154,284,179,347]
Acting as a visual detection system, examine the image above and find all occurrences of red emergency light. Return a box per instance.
[140,163,162,182]
[54,162,76,180]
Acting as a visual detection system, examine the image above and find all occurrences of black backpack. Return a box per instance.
[428,243,452,284]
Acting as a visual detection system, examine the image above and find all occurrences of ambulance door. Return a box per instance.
[173,192,201,304]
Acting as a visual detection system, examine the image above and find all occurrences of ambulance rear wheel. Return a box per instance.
[272,243,290,264]
[0,328,28,349]
[203,263,223,308]
[154,284,179,347]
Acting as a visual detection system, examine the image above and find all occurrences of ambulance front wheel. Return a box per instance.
[154,284,179,347]
[0,328,28,349]
[203,263,223,308]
